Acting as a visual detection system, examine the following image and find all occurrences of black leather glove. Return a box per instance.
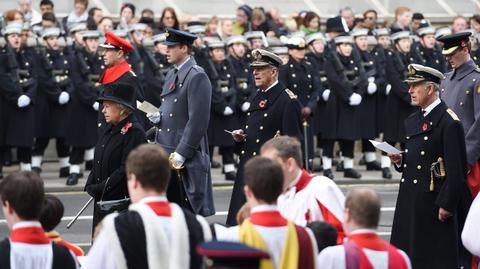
[85,182,105,200]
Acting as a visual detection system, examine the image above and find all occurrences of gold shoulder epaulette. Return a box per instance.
[285,88,297,99]
[446,108,460,121]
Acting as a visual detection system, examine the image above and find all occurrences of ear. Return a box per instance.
[344,208,351,223]
[129,173,140,188]
[286,157,297,172]
[244,185,252,199]
[3,200,13,215]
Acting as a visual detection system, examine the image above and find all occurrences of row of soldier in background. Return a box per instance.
[0,13,478,183]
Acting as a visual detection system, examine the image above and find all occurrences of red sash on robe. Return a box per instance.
[10,227,50,244]
[250,211,288,227]
[99,60,131,84]
[145,201,172,217]
[297,170,345,243]
[344,233,408,269]
[46,232,85,256]
[468,161,480,198]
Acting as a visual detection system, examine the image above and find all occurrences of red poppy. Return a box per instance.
[422,123,428,131]
[259,99,267,108]
[121,122,133,135]
[168,83,175,91]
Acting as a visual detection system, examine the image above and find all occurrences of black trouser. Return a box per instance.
[361,139,376,153]
[323,139,354,158]
[226,161,246,226]
[32,138,70,158]
[1,146,31,164]
[69,147,85,165]
[166,170,194,212]
[210,146,236,168]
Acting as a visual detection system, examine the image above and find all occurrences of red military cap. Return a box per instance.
[100,31,134,53]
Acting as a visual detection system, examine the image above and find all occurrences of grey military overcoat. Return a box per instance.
[155,57,215,216]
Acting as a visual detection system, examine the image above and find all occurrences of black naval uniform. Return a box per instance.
[32,48,73,171]
[208,59,238,177]
[384,49,417,147]
[0,46,38,167]
[279,57,321,168]
[67,47,104,170]
[391,101,471,269]
[371,44,389,134]
[416,43,447,74]
[227,54,254,127]
[226,81,303,225]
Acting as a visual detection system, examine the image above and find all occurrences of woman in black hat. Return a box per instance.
[85,82,145,236]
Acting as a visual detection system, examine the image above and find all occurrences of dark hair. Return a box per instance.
[303,11,321,30]
[345,188,381,229]
[158,7,179,30]
[0,171,45,220]
[99,16,113,25]
[412,12,424,21]
[121,3,136,17]
[261,136,303,167]
[471,14,480,24]
[126,144,171,192]
[74,0,89,8]
[141,8,154,18]
[363,9,377,19]
[88,7,101,17]
[40,0,54,8]
[42,12,56,23]
[39,194,64,232]
[307,221,338,253]
[244,157,283,204]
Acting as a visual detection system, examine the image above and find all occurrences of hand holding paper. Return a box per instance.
[369,140,403,154]
[137,100,160,114]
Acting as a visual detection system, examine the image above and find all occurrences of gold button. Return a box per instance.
[421,151,425,155]
[245,125,248,129]
[256,139,260,143]
[167,129,170,132]
[413,179,418,184]
[401,178,405,182]
[441,88,444,92]
[259,126,264,130]
[405,149,409,153]
[460,102,464,106]
[417,165,421,170]
[403,164,407,168]
[159,129,162,132]
[174,98,177,102]
[247,112,250,116]
[169,113,173,117]
[466,90,470,95]
[252,152,257,156]
[264,113,268,117]
[424,136,428,140]
[406,136,410,140]
[162,98,165,102]
[293,84,297,88]
[241,150,245,155]
[292,74,296,78]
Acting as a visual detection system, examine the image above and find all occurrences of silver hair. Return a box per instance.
[116,103,133,115]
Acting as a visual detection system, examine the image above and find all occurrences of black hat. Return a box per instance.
[163,28,197,46]
[250,49,283,68]
[326,16,349,33]
[238,4,253,18]
[197,241,269,268]
[97,83,136,110]
[405,64,445,84]
[436,32,471,55]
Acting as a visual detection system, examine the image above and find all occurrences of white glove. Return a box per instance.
[146,111,161,124]
[58,91,70,105]
[349,93,362,106]
[17,95,31,108]
[367,82,377,94]
[241,102,250,112]
[92,102,100,111]
[223,106,234,116]
[386,84,392,95]
[322,89,331,101]
[172,151,186,167]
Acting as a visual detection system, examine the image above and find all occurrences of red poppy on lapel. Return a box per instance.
[168,83,175,91]
[259,99,267,108]
[422,123,428,131]
[121,122,133,135]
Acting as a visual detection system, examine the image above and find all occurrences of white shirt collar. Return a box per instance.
[349,228,378,236]
[422,98,441,117]
[137,195,168,204]
[260,80,278,92]
[12,221,42,230]
[251,204,278,213]
[175,56,191,71]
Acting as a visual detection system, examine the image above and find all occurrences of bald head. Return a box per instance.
[345,188,381,229]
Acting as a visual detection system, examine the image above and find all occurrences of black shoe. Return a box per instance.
[323,169,334,179]
[336,161,344,172]
[225,171,236,181]
[344,168,362,179]
[59,167,69,178]
[66,173,80,185]
[85,160,94,171]
[32,166,42,175]
[366,161,382,171]
[211,160,221,169]
[332,159,338,166]
[358,155,366,166]
[382,167,392,179]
